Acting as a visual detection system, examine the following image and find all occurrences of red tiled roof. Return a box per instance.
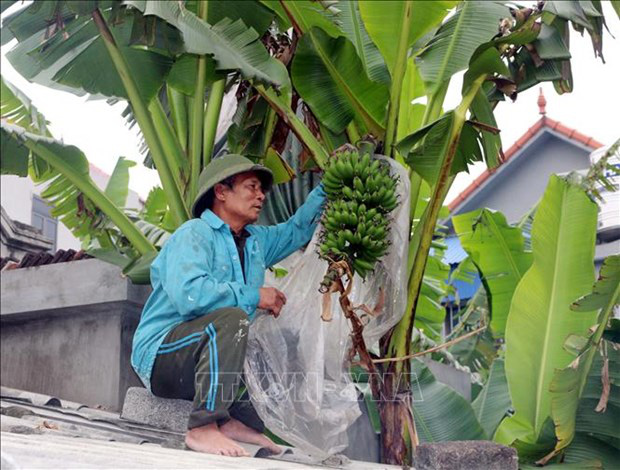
[1,249,92,271]
[448,116,604,211]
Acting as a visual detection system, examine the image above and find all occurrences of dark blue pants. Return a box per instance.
[150,307,264,432]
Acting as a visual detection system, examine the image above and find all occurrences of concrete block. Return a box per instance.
[121,387,191,433]
[414,441,518,470]
[1,258,150,320]
[1,259,150,410]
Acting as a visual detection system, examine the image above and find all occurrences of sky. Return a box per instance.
[1,2,619,203]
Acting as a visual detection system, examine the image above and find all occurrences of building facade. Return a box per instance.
[1,164,142,261]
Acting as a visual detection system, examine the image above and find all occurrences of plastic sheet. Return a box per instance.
[245,157,410,458]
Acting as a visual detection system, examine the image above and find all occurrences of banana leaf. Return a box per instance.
[563,342,620,469]
[2,121,152,254]
[572,255,620,313]
[452,209,532,336]
[396,58,426,140]
[268,0,341,37]
[495,175,598,456]
[1,77,153,255]
[258,122,321,226]
[543,255,620,461]
[399,113,486,186]
[125,0,288,88]
[335,0,390,85]
[472,358,511,438]
[358,1,456,76]
[0,76,51,177]
[291,27,389,135]
[416,1,510,92]
[185,0,275,36]
[416,256,451,341]
[5,4,172,101]
[469,87,502,169]
[104,157,136,208]
[411,360,486,442]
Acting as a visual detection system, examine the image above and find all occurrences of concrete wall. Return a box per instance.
[1,165,142,252]
[455,130,591,223]
[0,259,150,411]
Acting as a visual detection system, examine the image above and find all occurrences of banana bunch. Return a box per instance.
[319,147,398,279]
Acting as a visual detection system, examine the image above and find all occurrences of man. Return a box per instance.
[131,154,326,457]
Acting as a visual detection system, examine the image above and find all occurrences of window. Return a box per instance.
[31,196,57,251]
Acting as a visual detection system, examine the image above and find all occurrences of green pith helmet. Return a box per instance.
[191,154,274,218]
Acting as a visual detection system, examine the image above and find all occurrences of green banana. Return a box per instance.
[342,186,354,199]
[353,176,364,193]
[318,148,397,279]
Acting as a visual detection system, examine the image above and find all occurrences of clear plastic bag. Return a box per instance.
[245,157,410,458]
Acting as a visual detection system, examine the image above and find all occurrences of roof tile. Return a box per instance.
[448,116,603,211]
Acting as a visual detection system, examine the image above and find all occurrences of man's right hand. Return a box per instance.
[258,287,287,317]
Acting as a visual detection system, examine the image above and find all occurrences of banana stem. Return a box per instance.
[188,0,208,202]
[203,78,226,166]
[92,9,189,226]
[255,84,329,169]
[261,107,278,157]
[167,86,188,152]
[346,121,361,145]
[406,80,450,233]
[390,76,487,364]
[148,97,188,186]
[384,1,413,157]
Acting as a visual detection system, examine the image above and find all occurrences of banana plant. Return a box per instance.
[0,0,614,465]
[495,174,599,462]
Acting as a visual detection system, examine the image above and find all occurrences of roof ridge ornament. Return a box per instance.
[537,87,547,116]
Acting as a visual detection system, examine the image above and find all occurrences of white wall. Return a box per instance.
[1,164,142,252]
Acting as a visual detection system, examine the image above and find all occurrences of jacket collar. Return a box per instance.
[200,209,226,230]
[200,209,253,237]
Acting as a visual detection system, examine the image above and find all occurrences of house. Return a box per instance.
[444,89,619,326]
[0,163,142,261]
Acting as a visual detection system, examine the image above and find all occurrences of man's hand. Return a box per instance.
[258,287,287,317]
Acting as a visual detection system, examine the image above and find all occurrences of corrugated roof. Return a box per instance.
[0,387,398,470]
[448,116,604,212]
[443,236,468,265]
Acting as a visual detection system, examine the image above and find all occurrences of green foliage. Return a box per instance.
[104,157,136,208]
[125,0,288,87]
[542,255,620,462]
[411,360,486,442]
[472,358,511,438]
[335,0,390,85]
[496,175,599,459]
[4,6,171,101]
[359,1,456,76]
[562,342,620,469]
[452,209,532,336]
[1,0,616,464]
[416,1,509,92]
[292,27,389,135]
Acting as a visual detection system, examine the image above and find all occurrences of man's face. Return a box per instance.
[216,171,266,225]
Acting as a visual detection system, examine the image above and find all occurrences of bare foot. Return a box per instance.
[220,418,282,455]
[185,422,250,457]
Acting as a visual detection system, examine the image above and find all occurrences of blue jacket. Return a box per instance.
[131,185,326,388]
